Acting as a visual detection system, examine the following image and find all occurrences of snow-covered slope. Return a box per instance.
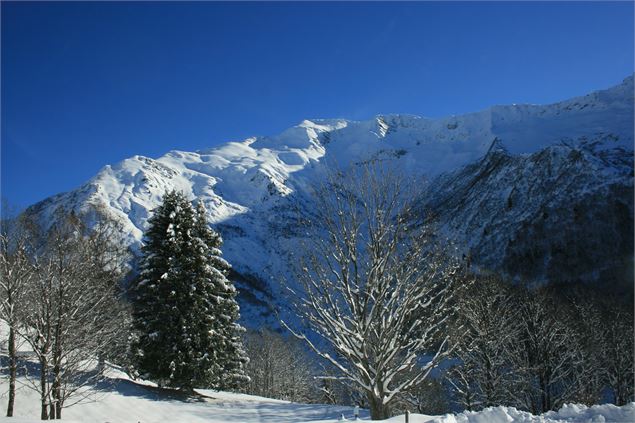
[25,76,634,323]
[1,367,633,423]
[0,366,366,423]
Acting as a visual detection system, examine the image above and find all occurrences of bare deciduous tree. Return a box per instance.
[446,280,634,413]
[242,329,316,403]
[20,212,130,419]
[565,293,606,406]
[0,215,37,416]
[446,274,520,411]
[24,254,57,420]
[508,287,584,414]
[282,165,461,420]
[602,305,634,405]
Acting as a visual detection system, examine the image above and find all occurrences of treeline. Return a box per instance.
[447,275,634,413]
[0,212,131,419]
[239,275,634,415]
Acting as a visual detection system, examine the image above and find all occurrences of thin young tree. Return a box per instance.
[0,215,36,417]
[23,254,55,420]
[282,165,461,420]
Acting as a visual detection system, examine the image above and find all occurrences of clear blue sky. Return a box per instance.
[2,1,633,209]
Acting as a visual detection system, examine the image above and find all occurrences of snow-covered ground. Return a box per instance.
[424,403,635,423]
[0,324,632,423]
[0,365,365,423]
[0,365,632,423]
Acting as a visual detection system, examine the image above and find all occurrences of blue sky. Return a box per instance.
[2,1,633,209]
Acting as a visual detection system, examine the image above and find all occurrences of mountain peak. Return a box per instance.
[23,77,634,325]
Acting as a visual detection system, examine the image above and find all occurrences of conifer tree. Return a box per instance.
[130,191,248,391]
[193,200,249,390]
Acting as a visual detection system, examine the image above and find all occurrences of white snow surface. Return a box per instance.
[421,403,635,423]
[1,322,634,423]
[26,76,635,325]
[0,367,633,423]
[0,364,366,423]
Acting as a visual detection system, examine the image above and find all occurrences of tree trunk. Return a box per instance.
[539,374,547,413]
[615,373,625,406]
[52,365,61,420]
[367,392,390,420]
[40,356,48,420]
[7,326,16,417]
[484,358,493,408]
[49,402,55,419]
[97,353,105,372]
[52,326,63,420]
[466,390,473,412]
[40,402,48,421]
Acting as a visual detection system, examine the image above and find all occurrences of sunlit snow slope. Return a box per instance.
[0,366,633,423]
[1,319,633,423]
[25,76,634,324]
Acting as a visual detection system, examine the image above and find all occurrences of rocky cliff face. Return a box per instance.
[421,136,633,293]
[24,76,634,324]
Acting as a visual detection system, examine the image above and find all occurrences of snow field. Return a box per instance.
[0,367,633,423]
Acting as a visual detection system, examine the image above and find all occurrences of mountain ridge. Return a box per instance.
[24,76,635,324]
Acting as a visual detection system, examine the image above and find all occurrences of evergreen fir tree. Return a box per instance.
[192,201,249,389]
[130,191,249,391]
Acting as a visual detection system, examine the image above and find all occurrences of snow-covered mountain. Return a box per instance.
[25,76,634,324]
